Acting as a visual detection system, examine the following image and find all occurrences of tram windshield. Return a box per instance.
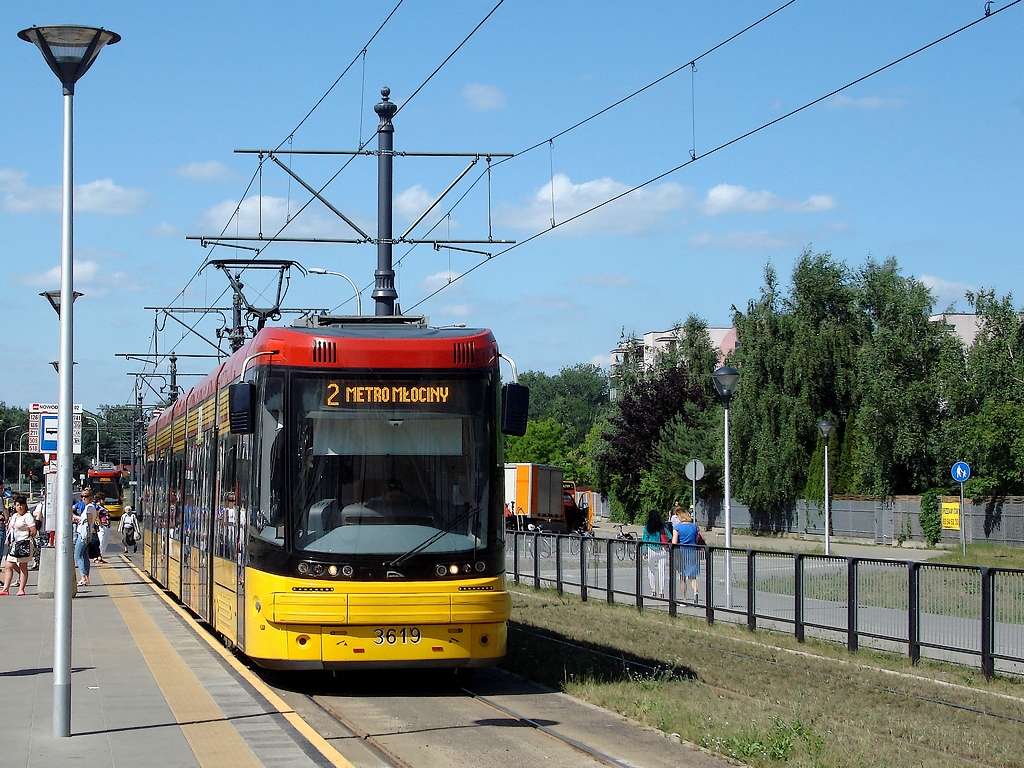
[286,373,497,557]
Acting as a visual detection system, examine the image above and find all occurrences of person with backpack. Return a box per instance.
[641,508,671,598]
[119,506,139,554]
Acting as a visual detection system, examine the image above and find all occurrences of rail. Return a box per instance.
[504,530,1024,679]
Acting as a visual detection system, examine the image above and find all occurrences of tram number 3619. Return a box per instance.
[374,627,422,645]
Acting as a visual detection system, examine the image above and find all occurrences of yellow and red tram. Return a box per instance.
[141,314,525,670]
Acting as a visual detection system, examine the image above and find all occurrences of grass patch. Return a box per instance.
[502,585,1024,767]
[931,543,1024,570]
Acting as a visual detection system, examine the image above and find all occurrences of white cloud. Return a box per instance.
[76,179,148,214]
[496,173,690,235]
[702,184,836,216]
[570,272,634,289]
[421,270,466,293]
[197,195,365,238]
[828,94,905,110]
[462,84,506,111]
[439,304,474,318]
[9,256,148,298]
[687,230,798,250]
[588,352,612,368]
[0,169,146,214]
[148,221,179,237]
[920,274,975,310]
[175,160,238,182]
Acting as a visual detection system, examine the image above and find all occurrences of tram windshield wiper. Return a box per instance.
[385,505,480,568]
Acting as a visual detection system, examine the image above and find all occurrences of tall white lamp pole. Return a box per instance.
[712,366,740,605]
[818,420,835,555]
[19,23,119,739]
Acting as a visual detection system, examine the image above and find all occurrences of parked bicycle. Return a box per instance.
[568,524,595,556]
[611,523,637,561]
[525,523,553,559]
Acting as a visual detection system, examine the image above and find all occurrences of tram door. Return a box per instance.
[184,430,215,622]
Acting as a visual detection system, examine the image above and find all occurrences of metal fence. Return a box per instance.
[690,496,1024,547]
[505,530,1024,678]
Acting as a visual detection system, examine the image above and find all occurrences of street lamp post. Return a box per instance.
[19,23,119,739]
[818,420,835,555]
[18,432,29,487]
[308,267,362,315]
[84,414,100,465]
[712,365,740,605]
[4,426,24,481]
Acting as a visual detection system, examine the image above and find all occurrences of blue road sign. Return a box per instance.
[952,462,971,483]
[40,414,59,452]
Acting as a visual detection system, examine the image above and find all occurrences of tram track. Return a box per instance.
[263,666,731,768]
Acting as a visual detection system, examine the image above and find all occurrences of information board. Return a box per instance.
[28,403,82,454]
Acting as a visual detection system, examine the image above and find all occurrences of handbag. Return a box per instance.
[12,538,31,558]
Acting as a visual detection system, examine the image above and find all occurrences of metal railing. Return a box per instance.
[504,531,1024,679]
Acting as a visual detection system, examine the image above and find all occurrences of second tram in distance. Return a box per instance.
[141,313,527,670]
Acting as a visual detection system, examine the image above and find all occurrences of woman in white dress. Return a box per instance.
[2,495,37,596]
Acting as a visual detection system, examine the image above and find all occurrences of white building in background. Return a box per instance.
[609,324,737,400]
[929,313,982,348]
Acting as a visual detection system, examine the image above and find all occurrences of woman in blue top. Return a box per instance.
[672,507,701,603]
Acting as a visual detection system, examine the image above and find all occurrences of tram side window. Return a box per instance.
[216,437,239,560]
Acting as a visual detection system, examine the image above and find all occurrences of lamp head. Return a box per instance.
[818,419,836,441]
[712,366,740,404]
[18,25,120,94]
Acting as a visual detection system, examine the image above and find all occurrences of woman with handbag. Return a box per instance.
[73,489,96,587]
[2,495,37,596]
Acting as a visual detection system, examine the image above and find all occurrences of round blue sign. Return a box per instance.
[951,462,971,483]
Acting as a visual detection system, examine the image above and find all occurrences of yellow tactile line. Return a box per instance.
[103,565,264,768]
[113,555,355,768]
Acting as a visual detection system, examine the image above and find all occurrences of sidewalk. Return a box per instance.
[0,550,341,768]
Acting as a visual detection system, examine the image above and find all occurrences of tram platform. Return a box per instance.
[0,548,344,768]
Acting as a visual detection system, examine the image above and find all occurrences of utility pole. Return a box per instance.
[372,88,399,315]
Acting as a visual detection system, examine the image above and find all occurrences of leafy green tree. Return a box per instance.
[518,364,609,446]
[598,363,706,520]
[852,259,947,494]
[940,289,1024,497]
[505,419,573,468]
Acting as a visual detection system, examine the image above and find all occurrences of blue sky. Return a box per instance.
[1,1,1021,412]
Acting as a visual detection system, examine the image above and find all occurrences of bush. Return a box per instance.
[919,488,943,546]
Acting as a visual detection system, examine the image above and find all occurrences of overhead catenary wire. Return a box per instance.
[407,1,1021,311]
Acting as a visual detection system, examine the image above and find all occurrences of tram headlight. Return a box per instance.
[436,565,448,577]
[474,561,486,572]
[341,564,354,577]
[461,563,472,574]
[297,562,310,575]
[327,565,339,577]
[312,563,325,576]
[448,564,460,576]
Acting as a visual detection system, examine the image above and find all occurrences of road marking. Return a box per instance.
[103,563,263,768]
[115,554,355,768]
